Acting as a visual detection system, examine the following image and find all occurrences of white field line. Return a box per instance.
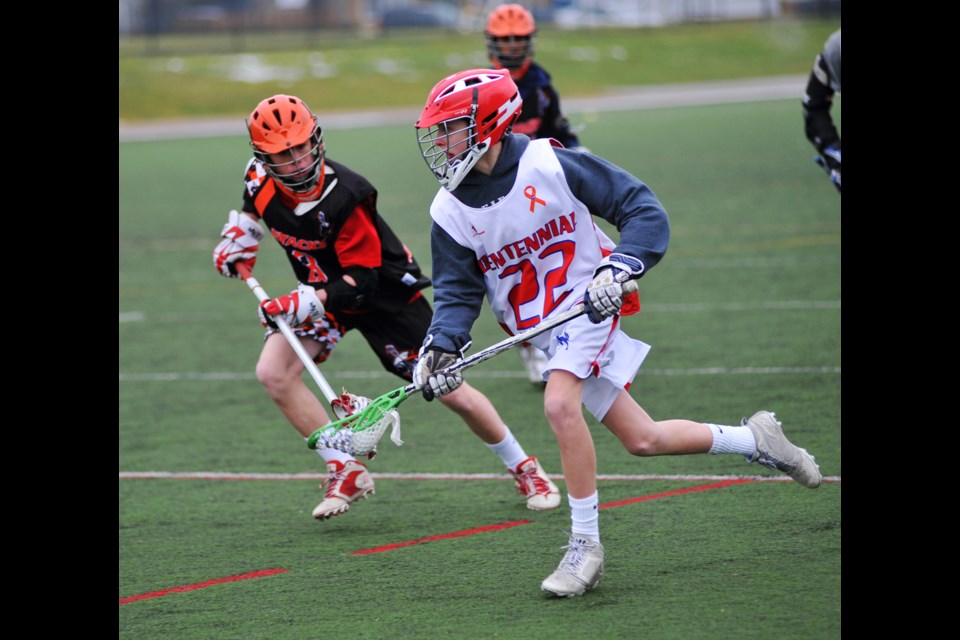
[118,470,840,484]
[119,366,840,382]
[121,298,840,324]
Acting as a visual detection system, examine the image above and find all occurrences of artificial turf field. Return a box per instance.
[120,93,841,639]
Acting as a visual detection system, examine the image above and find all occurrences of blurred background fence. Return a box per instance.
[120,1,840,50]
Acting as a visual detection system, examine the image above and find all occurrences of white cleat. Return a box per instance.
[312,459,375,520]
[541,534,605,597]
[742,411,822,489]
[510,456,561,510]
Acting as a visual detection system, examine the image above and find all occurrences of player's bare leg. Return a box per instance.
[256,332,374,519]
[540,370,604,597]
[255,332,330,437]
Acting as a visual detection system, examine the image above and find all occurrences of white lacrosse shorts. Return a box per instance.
[532,313,651,421]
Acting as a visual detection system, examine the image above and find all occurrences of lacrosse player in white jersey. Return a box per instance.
[412,69,824,598]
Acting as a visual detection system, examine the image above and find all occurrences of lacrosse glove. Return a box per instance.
[583,253,644,323]
[258,283,325,330]
[414,336,469,401]
[814,144,841,193]
[213,210,264,278]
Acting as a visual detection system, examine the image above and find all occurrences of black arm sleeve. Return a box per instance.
[538,85,580,148]
[802,54,840,153]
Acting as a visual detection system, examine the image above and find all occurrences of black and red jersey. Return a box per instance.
[241,157,431,314]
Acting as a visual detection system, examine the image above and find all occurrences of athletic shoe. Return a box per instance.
[742,411,822,489]
[510,456,561,510]
[518,344,549,387]
[312,459,375,519]
[541,534,605,597]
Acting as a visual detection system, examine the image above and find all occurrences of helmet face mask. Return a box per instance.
[417,116,484,192]
[486,34,535,76]
[247,95,326,196]
[415,69,522,192]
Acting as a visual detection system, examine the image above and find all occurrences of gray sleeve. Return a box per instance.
[822,30,841,92]
[424,223,487,353]
[555,149,670,275]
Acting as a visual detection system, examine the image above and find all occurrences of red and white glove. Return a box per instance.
[213,210,264,278]
[258,284,325,330]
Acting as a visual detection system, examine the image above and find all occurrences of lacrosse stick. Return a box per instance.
[306,280,639,452]
[234,262,386,457]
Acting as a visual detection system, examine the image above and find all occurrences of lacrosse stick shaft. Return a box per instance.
[401,279,638,395]
[305,280,639,451]
[235,263,338,403]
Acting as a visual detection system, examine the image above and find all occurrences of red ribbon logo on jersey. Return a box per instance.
[524,185,546,213]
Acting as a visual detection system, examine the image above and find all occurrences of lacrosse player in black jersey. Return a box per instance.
[213,94,560,520]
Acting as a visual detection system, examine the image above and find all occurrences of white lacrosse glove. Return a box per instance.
[213,210,264,278]
[583,253,645,324]
[258,283,325,330]
[413,336,468,401]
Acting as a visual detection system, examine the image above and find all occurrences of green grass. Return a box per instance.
[119,92,840,638]
[119,18,838,121]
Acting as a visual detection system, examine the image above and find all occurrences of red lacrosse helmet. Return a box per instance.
[246,94,325,199]
[415,68,522,191]
[485,3,536,80]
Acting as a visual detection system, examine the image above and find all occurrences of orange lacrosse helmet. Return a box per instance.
[246,94,325,198]
[415,68,522,191]
[485,4,536,80]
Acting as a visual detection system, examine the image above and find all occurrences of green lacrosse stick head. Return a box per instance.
[306,385,410,450]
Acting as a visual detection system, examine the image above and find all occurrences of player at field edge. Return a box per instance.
[411,68,823,597]
[212,94,561,520]
[484,3,588,386]
[802,28,841,193]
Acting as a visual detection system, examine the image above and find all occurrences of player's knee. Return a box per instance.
[623,438,658,457]
[437,383,475,414]
[543,396,582,431]
[255,359,294,394]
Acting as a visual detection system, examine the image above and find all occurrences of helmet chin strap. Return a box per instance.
[442,141,488,191]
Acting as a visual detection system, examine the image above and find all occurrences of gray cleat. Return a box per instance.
[743,411,822,488]
[541,534,605,597]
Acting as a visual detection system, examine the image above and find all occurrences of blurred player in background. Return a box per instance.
[802,28,841,193]
[212,94,560,521]
[484,3,586,384]
[413,68,823,597]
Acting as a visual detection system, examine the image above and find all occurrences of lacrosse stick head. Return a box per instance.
[307,387,409,457]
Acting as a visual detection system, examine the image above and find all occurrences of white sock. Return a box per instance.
[305,437,353,464]
[706,424,757,456]
[486,425,528,471]
[569,492,600,543]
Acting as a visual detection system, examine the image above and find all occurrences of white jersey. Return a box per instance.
[431,140,651,420]
[431,139,616,337]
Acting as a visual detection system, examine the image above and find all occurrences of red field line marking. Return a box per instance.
[119,568,287,605]
[351,479,749,556]
[599,478,753,509]
[352,520,530,555]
